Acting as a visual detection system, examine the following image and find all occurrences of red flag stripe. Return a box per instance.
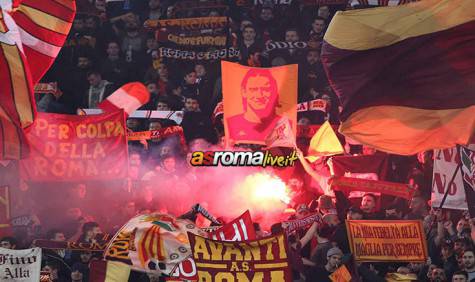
[13,12,68,47]
[16,5,72,35]
[52,0,76,11]
[19,1,75,22]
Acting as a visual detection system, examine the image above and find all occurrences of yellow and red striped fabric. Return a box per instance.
[322,0,475,155]
[0,0,75,159]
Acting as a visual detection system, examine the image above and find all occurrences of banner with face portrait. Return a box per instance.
[222,61,298,145]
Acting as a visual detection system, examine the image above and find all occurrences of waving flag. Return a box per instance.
[306,121,343,163]
[322,0,475,155]
[99,82,150,117]
[0,0,75,159]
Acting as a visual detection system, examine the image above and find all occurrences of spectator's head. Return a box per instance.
[242,25,257,42]
[129,150,142,166]
[77,55,92,69]
[431,268,447,282]
[284,28,299,43]
[82,221,101,238]
[184,69,197,85]
[306,49,320,65]
[42,261,60,281]
[462,249,475,271]
[87,71,102,87]
[106,41,121,59]
[79,251,93,264]
[170,84,183,97]
[161,154,176,172]
[157,97,170,111]
[316,223,333,239]
[452,271,468,282]
[184,96,200,112]
[347,206,364,220]
[158,63,169,79]
[73,16,85,33]
[85,16,98,31]
[312,17,326,34]
[457,218,470,233]
[149,120,162,131]
[326,247,343,269]
[124,13,140,32]
[149,0,160,10]
[455,238,471,255]
[145,81,158,95]
[409,195,428,214]
[0,237,17,249]
[166,5,176,18]
[317,5,330,20]
[146,36,158,50]
[259,7,274,21]
[441,240,454,259]
[360,193,377,213]
[194,63,207,78]
[384,204,403,219]
[126,118,141,131]
[46,229,66,242]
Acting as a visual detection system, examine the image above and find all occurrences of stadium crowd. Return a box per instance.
[1,0,475,282]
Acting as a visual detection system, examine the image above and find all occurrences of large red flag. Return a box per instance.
[0,0,75,159]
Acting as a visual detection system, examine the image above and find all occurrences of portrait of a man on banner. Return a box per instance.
[222,61,297,145]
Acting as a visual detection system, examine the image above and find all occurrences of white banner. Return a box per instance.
[0,247,41,281]
[431,148,468,210]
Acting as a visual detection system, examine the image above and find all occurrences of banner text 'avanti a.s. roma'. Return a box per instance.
[189,232,292,281]
[346,220,428,262]
[222,61,297,145]
[20,111,128,181]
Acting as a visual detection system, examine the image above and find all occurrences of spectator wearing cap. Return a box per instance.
[307,247,343,282]
[385,204,404,220]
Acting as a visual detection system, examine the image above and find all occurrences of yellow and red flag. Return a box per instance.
[0,0,75,159]
[322,0,475,155]
[222,61,297,146]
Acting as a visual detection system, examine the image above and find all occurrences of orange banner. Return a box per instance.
[346,220,428,262]
[20,111,128,181]
[222,61,297,145]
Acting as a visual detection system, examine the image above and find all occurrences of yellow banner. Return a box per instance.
[346,220,428,262]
